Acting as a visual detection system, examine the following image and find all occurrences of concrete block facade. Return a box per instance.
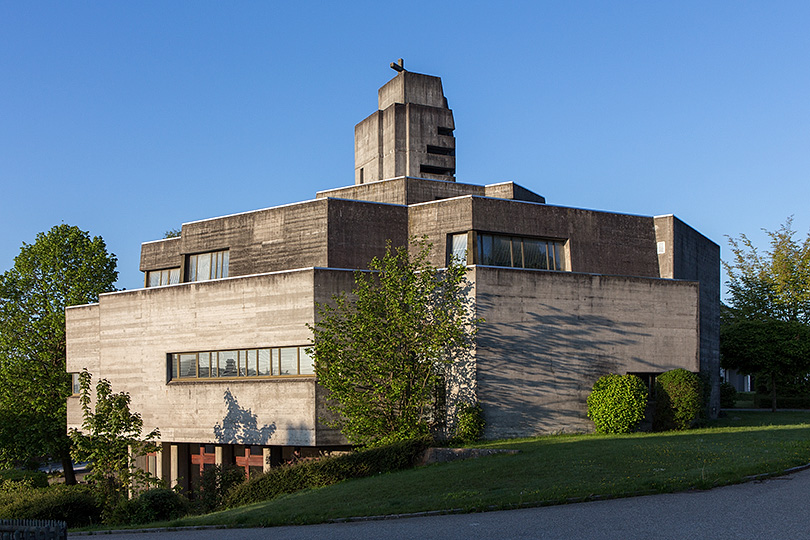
[66,67,719,491]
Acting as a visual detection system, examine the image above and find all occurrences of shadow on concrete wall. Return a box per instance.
[476,294,661,437]
[213,388,276,445]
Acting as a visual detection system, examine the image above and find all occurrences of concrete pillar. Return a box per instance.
[215,445,234,467]
[170,443,189,493]
[262,447,272,473]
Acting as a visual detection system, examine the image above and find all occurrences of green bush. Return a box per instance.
[194,464,245,513]
[0,469,48,488]
[720,382,738,408]
[107,488,188,525]
[225,436,432,508]
[454,402,485,443]
[0,484,101,527]
[586,374,648,434]
[654,369,703,431]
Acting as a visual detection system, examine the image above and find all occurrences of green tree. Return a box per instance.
[0,225,117,482]
[722,218,810,411]
[70,369,161,508]
[724,216,810,323]
[720,318,810,412]
[308,238,480,447]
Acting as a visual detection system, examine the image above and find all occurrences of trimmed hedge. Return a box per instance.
[586,374,648,434]
[654,369,703,431]
[0,484,102,527]
[225,437,432,509]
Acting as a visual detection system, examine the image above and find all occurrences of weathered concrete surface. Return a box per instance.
[355,71,456,183]
[473,267,699,438]
[655,214,721,415]
[66,268,355,447]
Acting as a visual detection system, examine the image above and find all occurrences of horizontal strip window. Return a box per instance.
[426,145,455,156]
[477,233,566,271]
[187,250,229,283]
[169,346,314,381]
[437,126,454,136]
[420,164,455,176]
[147,267,180,287]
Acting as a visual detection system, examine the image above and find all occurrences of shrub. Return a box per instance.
[194,464,245,513]
[654,369,703,431]
[0,484,101,527]
[107,488,188,525]
[720,382,738,408]
[454,402,485,443]
[225,436,432,508]
[586,374,648,434]
[0,469,48,489]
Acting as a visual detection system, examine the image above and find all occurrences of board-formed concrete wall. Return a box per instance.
[66,268,355,447]
[472,267,699,438]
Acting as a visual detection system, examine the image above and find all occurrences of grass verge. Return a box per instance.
[113,411,810,529]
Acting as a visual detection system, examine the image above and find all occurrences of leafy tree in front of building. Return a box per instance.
[308,238,480,447]
[69,369,161,514]
[721,217,810,411]
[0,224,118,482]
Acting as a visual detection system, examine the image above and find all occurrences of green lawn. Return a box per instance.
[149,411,810,528]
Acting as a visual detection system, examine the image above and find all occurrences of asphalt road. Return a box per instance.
[72,467,810,540]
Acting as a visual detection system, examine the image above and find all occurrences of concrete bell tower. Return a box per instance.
[354,61,456,184]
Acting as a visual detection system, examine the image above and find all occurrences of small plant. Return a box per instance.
[654,369,703,431]
[720,381,738,408]
[454,402,485,443]
[587,374,648,434]
[69,369,161,514]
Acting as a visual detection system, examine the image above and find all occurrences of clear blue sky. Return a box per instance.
[2,2,809,296]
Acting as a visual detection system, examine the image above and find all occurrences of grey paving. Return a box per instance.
[73,467,810,539]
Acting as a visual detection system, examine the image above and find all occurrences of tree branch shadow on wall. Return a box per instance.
[213,389,276,445]
[475,293,664,437]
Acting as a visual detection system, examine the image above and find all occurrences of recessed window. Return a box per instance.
[169,346,315,381]
[420,164,455,176]
[147,268,180,287]
[437,127,454,136]
[477,233,566,271]
[426,145,455,156]
[187,250,229,282]
[449,233,468,265]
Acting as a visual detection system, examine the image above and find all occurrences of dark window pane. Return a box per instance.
[523,239,543,269]
[478,234,493,265]
[491,235,512,266]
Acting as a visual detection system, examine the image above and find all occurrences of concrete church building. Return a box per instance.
[66,65,719,491]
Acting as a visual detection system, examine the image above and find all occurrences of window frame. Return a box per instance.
[473,232,568,271]
[168,345,315,382]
